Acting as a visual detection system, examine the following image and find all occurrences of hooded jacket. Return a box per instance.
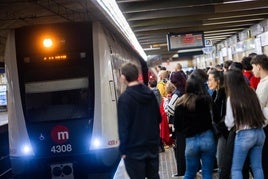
[117,83,161,159]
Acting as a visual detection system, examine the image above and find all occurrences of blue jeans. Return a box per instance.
[184,130,216,179]
[232,128,265,179]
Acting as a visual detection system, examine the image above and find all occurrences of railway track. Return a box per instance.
[0,124,12,178]
[0,155,12,178]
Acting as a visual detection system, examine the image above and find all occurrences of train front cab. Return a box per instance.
[4,22,127,178]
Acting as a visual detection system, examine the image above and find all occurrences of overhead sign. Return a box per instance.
[205,39,212,47]
[260,31,268,46]
[202,46,214,54]
[167,31,205,51]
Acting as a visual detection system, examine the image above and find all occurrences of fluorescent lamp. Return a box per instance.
[96,0,147,60]
[178,48,202,53]
[223,0,255,4]
[172,54,178,58]
[144,45,160,51]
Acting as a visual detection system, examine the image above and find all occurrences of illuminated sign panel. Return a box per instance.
[43,55,67,61]
[167,32,205,51]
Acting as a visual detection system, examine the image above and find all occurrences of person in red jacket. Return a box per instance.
[159,98,171,151]
[242,56,260,90]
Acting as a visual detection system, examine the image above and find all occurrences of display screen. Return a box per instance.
[167,31,205,51]
[43,55,67,61]
[15,22,91,64]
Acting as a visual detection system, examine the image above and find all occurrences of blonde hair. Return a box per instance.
[176,63,182,71]
[165,81,176,94]
[159,70,169,80]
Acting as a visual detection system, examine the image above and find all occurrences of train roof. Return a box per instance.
[0,1,267,62]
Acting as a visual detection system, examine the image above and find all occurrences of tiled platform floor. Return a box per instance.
[114,147,219,179]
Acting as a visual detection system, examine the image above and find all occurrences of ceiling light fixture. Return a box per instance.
[144,45,161,51]
[178,48,203,53]
[95,0,147,60]
[223,0,255,4]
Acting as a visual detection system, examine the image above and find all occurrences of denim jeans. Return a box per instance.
[232,128,266,179]
[184,129,217,179]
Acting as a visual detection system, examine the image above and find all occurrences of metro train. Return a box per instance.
[4,21,148,178]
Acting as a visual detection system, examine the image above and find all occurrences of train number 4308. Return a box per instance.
[51,144,72,153]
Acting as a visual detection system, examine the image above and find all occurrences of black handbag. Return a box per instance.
[210,107,221,138]
[212,121,221,138]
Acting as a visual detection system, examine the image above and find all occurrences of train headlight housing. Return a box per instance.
[43,38,53,48]
[21,144,33,155]
[91,138,102,149]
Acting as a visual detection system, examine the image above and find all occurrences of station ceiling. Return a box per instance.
[0,0,268,62]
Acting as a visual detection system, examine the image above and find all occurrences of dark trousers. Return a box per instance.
[219,130,253,179]
[219,131,234,179]
[174,131,186,176]
[124,156,160,179]
[262,126,268,179]
[159,137,165,152]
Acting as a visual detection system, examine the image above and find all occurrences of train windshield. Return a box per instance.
[15,23,94,122]
[24,77,91,122]
[21,57,94,122]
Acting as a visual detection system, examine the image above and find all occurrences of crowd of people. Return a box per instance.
[116,53,268,179]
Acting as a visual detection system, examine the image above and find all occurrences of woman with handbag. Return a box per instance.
[207,69,228,178]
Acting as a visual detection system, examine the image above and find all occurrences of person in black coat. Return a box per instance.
[174,74,217,179]
[117,62,161,179]
[207,69,228,178]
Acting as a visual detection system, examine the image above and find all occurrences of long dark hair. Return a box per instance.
[224,70,265,128]
[208,69,224,89]
[177,74,211,111]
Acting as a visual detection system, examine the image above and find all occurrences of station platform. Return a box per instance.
[113,147,218,179]
[0,111,219,179]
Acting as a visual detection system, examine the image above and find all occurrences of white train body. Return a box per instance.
[4,21,147,178]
